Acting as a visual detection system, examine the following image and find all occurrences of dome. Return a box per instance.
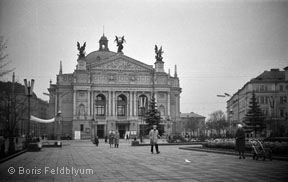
[85,50,116,65]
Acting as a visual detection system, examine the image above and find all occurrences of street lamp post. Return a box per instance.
[141,107,145,137]
[56,111,62,140]
[24,79,34,137]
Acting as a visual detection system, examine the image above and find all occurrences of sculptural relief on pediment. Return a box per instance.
[95,59,148,71]
[92,72,152,84]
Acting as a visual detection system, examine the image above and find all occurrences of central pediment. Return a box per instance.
[88,54,153,72]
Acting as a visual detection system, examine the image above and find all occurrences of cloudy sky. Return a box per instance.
[1,0,288,118]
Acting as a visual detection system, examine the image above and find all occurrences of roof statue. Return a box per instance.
[115,36,126,53]
[155,45,163,62]
[77,42,86,58]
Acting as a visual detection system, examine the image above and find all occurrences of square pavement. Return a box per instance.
[0,139,287,182]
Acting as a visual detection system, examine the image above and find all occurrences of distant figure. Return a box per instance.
[109,132,115,148]
[114,131,120,148]
[149,125,160,154]
[235,124,246,159]
[140,135,143,143]
[94,136,99,147]
[105,136,108,143]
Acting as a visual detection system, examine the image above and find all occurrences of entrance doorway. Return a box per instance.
[117,124,127,139]
[97,125,104,138]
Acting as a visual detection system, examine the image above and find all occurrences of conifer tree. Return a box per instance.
[144,96,164,135]
[243,91,265,137]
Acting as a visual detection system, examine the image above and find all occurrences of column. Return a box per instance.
[88,90,91,116]
[108,91,111,116]
[167,92,170,116]
[134,91,137,116]
[55,93,58,115]
[112,91,115,116]
[73,90,76,116]
[130,91,133,116]
[91,91,94,117]
[155,91,158,102]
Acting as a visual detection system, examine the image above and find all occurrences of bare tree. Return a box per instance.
[0,37,14,78]
[0,82,27,154]
[183,118,199,136]
[206,110,229,137]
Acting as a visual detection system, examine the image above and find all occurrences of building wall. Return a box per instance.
[48,36,182,139]
[227,68,288,136]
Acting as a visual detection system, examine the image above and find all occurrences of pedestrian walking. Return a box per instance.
[140,135,143,143]
[94,136,99,147]
[105,135,108,143]
[235,124,246,159]
[126,134,129,141]
[114,131,120,148]
[149,125,160,154]
[109,131,114,148]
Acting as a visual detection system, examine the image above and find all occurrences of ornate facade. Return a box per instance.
[48,35,182,139]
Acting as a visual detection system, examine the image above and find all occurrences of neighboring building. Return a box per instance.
[177,112,206,137]
[227,67,288,136]
[48,35,181,139]
[0,81,49,137]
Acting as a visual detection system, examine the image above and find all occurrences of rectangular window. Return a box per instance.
[280,109,284,117]
[138,107,146,116]
[280,96,287,104]
[280,85,284,91]
[265,96,269,104]
[262,109,268,116]
[79,92,85,97]
[95,105,105,116]
[117,105,125,116]
[80,124,84,132]
[260,96,264,104]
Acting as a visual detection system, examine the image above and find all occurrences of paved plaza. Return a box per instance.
[0,140,288,182]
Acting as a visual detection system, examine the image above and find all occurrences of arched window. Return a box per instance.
[138,95,148,116]
[95,94,106,116]
[117,94,127,116]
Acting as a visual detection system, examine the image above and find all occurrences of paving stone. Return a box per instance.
[0,139,288,181]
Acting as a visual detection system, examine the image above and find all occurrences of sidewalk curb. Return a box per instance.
[179,147,288,161]
[0,149,27,164]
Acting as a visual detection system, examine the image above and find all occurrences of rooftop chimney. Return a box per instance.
[284,66,288,81]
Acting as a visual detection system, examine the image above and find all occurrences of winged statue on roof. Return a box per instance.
[155,45,163,62]
[115,36,126,53]
[77,42,86,58]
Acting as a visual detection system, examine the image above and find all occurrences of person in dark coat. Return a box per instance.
[114,131,120,148]
[94,136,99,147]
[235,124,246,159]
[149,125,160,154]
[104,136,108,143]
[109,132,114,148]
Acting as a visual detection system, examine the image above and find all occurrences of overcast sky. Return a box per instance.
[1,0,288,118]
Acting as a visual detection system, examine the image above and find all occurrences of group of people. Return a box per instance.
[94,131,120,148]
[94,124,246,158]
[93,125,161,154]
[108,131,120,148]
